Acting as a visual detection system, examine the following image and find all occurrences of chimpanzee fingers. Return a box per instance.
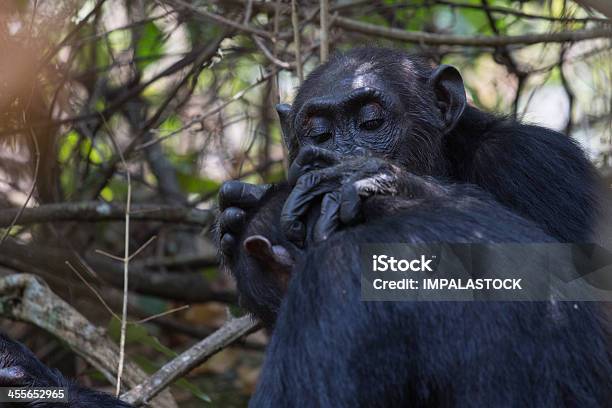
[219,207,246,236]
[219,181,270,210]
[220,233,237,257]
[339,182,363,225]
[288,146,340,185]
[281,170,338,245]
[313,192,341,242]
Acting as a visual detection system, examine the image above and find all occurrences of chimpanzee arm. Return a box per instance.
[0,332,132,407]
[218,183,301,328]
[447,106,600,243]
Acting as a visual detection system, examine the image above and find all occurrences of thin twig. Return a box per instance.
[117,144,131,397]
[164,0,273,38]
[320,0,330,62]
[68,260,189,326]
[252,35,293,69]
[66,261,119,320]
[135,305,190,324]
[102,116,132,397]
[333,16,612,46]
[121,315,259,405]
[95,249,125,262]
[0,125,40,246]
[291,0,304,83]
[128,236,157,261]
[136,69,277,150]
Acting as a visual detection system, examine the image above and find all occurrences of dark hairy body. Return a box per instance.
[218,48,611,406]
[230,179,611,407]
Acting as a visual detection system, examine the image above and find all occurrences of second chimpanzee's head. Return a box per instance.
[277,47,467,176]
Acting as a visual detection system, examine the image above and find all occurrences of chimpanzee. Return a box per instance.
[217,47,611,405]
[224,173,612,406]
[0,332,131,407]
[217,45,604,328]
[219,47,600,256]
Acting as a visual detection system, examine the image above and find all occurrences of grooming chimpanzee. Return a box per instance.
[223,173,611,406]
[218,47,611,405]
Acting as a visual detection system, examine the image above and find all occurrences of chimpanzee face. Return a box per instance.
[276,48,467,176]
[294,86,404,160]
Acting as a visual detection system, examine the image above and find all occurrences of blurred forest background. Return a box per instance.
[0,0,610,406]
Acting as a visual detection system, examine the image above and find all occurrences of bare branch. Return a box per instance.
[0,274,177,408]
[163,0,273,38]
[574,0,612,19]
[320,0,330,62]
[121,315,259,405]
[0,201,214,228]
[0,240,235,303]
[291,0,304,83]
[333,16,612,46]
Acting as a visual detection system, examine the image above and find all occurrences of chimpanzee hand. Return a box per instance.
[0,332,62,388]
[218,181,271,261]
[281,146,403,245]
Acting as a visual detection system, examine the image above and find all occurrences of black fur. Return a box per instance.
[0,332,131,407]
[227,183,301,327]
[289,47,600,243]
[242,179,612,407]
[446,106,599,242]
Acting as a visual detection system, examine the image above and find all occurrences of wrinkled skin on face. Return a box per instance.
[280,48,465,174]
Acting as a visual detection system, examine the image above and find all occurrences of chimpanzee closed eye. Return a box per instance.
[357,102,384,131]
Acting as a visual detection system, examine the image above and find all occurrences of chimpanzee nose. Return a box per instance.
[336,145,370,157]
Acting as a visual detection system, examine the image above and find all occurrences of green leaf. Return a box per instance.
[136,22,164,71]
[100,187,114,201]
[201,267,219,280]
[176,171,220,195]
[59,131,80,163]
[96,40,111,68]
[159,115,182,137]
[175,378,212,403]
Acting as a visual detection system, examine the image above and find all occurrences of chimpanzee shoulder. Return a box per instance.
[446,105,599,242]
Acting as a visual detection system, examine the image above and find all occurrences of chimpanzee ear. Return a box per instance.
[275,103,298,162]
[244,235,293,288]
[428,65,466,133]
